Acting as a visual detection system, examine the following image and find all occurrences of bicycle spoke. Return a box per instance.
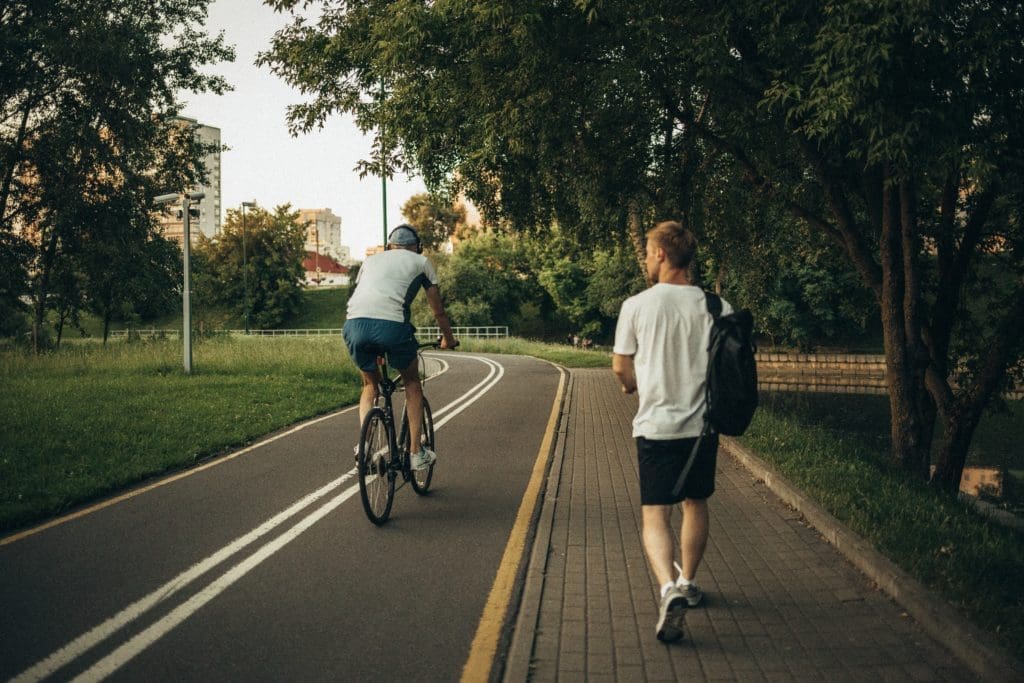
[358,409,394,524]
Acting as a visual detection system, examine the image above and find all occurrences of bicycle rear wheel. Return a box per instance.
[401,397,435,495]
[358,408,394,525]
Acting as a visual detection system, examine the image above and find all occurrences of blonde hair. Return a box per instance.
[647,221,697,269]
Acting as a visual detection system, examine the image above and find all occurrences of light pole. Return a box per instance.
[379,78,388,246]
[181,191,204,374]
[241,201,256,334]
[152,191,203,374]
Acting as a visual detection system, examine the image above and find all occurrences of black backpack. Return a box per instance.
[703,292,759,436]
[672,291,758,496]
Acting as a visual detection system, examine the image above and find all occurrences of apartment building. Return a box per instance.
[297,208,354,265]
[158,117,221,245]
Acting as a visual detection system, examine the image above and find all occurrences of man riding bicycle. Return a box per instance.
[343,224,458,470]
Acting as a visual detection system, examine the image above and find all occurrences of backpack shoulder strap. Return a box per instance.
[704,290,723,319]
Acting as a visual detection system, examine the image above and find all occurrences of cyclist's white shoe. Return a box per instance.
[410,448,437,471]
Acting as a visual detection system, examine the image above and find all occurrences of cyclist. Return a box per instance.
[343,224,458,470]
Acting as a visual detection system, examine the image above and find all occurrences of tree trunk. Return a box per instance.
[0,104,32,227]
[931,408,982,494]
[879,174,930,477]
[627,201,646,273]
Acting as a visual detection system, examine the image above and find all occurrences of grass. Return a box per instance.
[741,393,1024,661]
[0,336,361,533]
[0,335,603,534]
[282,286,348,329]
[458,337,613,368]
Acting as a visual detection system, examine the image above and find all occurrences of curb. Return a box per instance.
[501,372,573,683]
[721,437,1024,682]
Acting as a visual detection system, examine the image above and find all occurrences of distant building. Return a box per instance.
[365,245,385,258]
[297,208,355,265]
[302,251,349,287]
[158,117,221,245]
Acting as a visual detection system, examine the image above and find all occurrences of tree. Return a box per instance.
[0,229,32,341]
[400,193,464,252]
[425,232,551,331]
[80,195,182,344]
[0,0,233,350]
[674,1,1024,488]
[194,204,306,329]
[258,1,715,260]
[261,1,1024,490]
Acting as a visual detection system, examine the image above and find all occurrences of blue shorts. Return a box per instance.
[343,318,419,372]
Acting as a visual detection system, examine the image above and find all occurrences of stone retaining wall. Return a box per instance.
[757,352,888,394]
[757,352,1023,398]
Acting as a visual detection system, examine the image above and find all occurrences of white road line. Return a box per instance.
[72,483,364,683]
[12,353,505,683]
[430,355,499,419]
[434,357,505,429]
[10,471,359,683]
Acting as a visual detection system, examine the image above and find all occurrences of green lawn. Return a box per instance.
[282,286,348,329]
[0,336,361,532]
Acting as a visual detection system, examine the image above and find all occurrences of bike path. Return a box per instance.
[0,352,561,682]
[503,369,975,682]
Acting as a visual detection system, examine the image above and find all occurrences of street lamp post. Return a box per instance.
[181,191,204,374]
[152,191,203,374]
[241,201,256,334]
[379,78,388,246]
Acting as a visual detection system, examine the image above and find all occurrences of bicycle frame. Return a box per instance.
[356,342,438,525]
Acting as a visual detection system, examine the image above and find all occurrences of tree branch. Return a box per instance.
[798,138,883,298]
[928,184,996,360]
[966,287,1024,412]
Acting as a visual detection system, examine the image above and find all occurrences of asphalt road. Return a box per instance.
[0,352,563,682]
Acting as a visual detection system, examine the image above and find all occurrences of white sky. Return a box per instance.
[178,0,426,258]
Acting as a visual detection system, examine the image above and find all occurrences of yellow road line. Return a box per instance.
[461,366,567,682]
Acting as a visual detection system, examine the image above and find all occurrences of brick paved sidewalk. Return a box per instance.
[505,369,973,682]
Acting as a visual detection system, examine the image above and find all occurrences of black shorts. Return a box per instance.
[636,433,718,505]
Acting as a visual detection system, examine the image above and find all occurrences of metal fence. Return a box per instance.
[230,328,344,336]
[108,326,510,340]
[415,326,509,340]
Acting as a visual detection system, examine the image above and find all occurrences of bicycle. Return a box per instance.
[356,341,438,525]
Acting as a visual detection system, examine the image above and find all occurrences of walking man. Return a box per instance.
[612,220,731,643]
[343,224,457,470]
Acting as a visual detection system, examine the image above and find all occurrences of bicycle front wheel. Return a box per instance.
[358,408,394,525]
[401,397,435,495]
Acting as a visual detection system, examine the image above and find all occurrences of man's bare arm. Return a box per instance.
[612,354,637,394]
[425,285,458,349]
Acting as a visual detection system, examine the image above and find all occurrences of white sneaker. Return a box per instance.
[409,448,437,471]
[673,563,704,606]
[676,581,703,607]
[655,586,687,642]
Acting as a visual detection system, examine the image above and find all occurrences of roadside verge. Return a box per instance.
[722,437,1024,681]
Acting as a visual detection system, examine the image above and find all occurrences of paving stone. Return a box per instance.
[505,369,976,682]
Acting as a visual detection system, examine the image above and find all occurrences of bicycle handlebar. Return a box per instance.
[419,337,459,350]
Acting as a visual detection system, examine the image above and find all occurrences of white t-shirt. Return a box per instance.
[346,249,439,324]
[613,284,733,440]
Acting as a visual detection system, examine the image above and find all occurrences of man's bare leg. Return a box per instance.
[641,505,677,587]
[398,358,423,450]
[357,369,380,426]
[679,498,709,581]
